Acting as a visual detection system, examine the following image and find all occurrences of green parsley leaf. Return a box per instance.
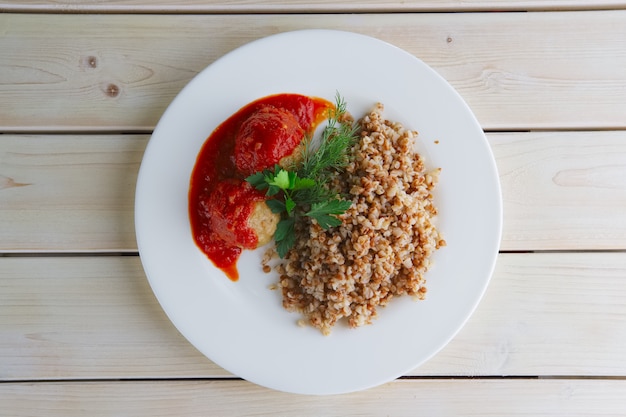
[246,171,269,190]
[305,199,352,229]
[266,184,281,196]
[274,217,295,241]
[269,169,290,189]
[265,199,286,214]
[274,217,296,258]
[306,199,353,216]
[284,197,296,215]
[309,214,343,230]
[287,171,297,189]
[276,234,296,259]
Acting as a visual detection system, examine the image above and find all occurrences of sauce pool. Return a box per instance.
[189,94,333,281]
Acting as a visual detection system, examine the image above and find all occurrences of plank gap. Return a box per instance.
[1,4,624,14]
[0,252,140,257]
[516,249,626,254]
[0,129,154,135]
[0,377,243,384]
[7,375,626,385]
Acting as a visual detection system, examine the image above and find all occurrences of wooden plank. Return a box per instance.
[3,131,626,253]
[0,135,145,252]
[1,378,626,416]
[2,253,626,381]
[426,252,626,377]
[491,131,626,251]
[1,0,626,13]
[1,12,626,131]
[0,256,229,379]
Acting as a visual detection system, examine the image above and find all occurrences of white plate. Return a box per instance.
[135,30,502,395]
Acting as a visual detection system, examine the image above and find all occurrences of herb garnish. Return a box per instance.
[245,93,358,258]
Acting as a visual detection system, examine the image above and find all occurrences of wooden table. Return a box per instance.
[2,1,626,415]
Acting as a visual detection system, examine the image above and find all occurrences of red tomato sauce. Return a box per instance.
[189,94,333,281]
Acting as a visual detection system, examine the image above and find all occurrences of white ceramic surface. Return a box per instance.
[135,30,502,395]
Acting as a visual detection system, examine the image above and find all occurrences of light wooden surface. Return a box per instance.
[1,1,626,415]
[2,0,626,12]
[2,12,626,131]
[3,379,626,416]
[2,253,626,381]
[3,131,626,252]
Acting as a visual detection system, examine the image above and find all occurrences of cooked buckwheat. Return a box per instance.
[274,103,444,335]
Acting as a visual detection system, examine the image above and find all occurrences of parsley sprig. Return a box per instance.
[245,93,357,258]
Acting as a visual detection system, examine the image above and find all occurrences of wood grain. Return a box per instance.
[1,2,624,414]
[491,131,626,251]
[1,11,626,131]
[2,0,626,13]
[2,131,626,252]
[0,256,225,379]
[0,135,144,252]
[1,377,626,416]
[2,253,626,381]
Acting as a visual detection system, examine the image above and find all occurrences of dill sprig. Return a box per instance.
[293,93,359,205]
[299,93,357,178]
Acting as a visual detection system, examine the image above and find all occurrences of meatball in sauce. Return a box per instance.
[189,94,333,281]
[234,105,305,175]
